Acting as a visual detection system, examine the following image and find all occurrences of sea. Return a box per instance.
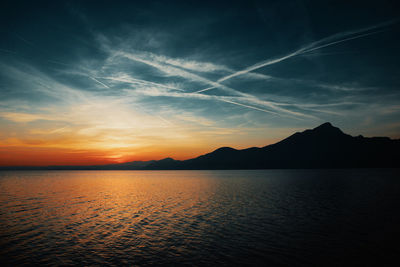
[1,169,399,266]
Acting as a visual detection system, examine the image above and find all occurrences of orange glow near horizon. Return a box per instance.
[1,7,400,168]
[0,104,284,166]
[0,146,206,166]
[0,134,280,167]
[0,98,286,167]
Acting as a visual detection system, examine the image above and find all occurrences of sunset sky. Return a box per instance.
[1,0,399,166]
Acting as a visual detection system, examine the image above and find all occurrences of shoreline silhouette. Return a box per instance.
[1,122,399,170]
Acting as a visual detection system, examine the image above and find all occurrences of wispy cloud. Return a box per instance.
[0,63,88,102]
[54,20,396,124]
[125,84,315,119]
[2,19,392,148]
[76,31,333,120]
[194,20,397,94]
[96,74,184,91]
[100,49,314,119]
[115,51,218,86]
[140,52,232,73]
[0,112,51,123]
[2,1,399,166]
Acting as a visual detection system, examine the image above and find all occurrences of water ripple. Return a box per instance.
[1,169,400,266]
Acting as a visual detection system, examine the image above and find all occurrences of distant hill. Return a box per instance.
[145,122,399,169]
[1,123,399,170]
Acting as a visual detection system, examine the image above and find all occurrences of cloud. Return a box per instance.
[126,85,315,119]
[90,76,110,88]
[3,26,380,128]
[0,63,88,103]
[84,32,329,120]
[219,99,280,115]
[194,20,397,93]
[100,49,315,119]
[96,74,184,91]
[2,18,395,158]
[0,112,50,123]
[115,50,228,88]
[141,52,232,73]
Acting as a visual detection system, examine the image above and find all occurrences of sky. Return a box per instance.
[0,0,400,166]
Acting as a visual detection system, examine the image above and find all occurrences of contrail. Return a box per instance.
[110,48,318,118]
[98,76,183,91]
[246,97,317,119]
[115,49,312,117]
[219,99,280,115]
[194,20,396,94]
[193,54,297,93]
[219,98,317,119]
[90,77,110,88]
[300,29,386,55]
[196,85,219,93]
[118,52,217,88]
[117,51,255,97]
[217,52,298,84]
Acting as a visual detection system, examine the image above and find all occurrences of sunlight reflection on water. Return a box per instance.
[1,170,400,266]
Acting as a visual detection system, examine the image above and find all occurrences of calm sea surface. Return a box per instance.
[1,169,400,266]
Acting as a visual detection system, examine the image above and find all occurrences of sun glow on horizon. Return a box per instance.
[1,2,399,166]
[0,80,284,166]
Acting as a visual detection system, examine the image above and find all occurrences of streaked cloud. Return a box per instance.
[1,1,399,165]
[195,20,397,94]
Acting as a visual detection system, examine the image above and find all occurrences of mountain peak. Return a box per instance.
[316,122,333,128]
[158,157,176,162]
[213,147,236,153]
[4,122,398,170]
[312,122,344,135]
[275,122,348,147]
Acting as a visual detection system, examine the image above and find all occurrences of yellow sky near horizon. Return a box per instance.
[0,104,285,166]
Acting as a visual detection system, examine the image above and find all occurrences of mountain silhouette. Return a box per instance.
[145,122,399,169]
[1,123,399,170]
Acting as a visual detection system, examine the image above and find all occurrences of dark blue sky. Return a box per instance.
[1,0,400,164]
